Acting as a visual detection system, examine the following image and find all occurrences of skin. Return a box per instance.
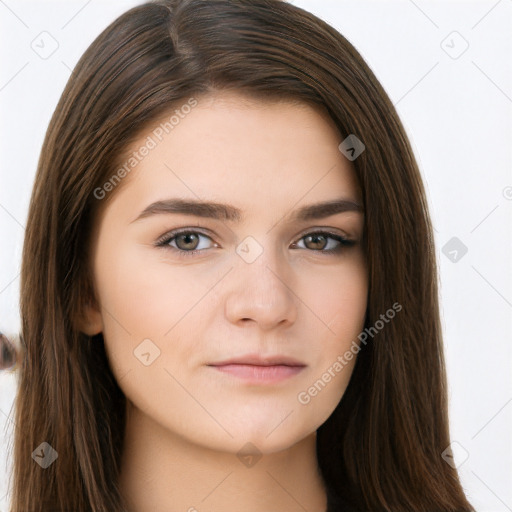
[80,91,368,512]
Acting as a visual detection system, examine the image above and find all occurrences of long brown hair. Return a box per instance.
[8,0,474,510]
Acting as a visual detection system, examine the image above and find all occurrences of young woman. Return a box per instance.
[7,0,474,510]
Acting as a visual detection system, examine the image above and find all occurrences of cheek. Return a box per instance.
[305,257,368,344]
[93,242,214,379]
[95,241,205,335]
[293,265,367,421]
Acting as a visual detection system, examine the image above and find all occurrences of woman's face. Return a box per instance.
[85,91,368,454]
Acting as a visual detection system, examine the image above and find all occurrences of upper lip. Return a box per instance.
[208,354,306,367]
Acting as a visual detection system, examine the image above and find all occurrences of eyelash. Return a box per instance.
[154,228,356,258]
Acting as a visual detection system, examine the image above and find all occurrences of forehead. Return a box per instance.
[97,91,361,224]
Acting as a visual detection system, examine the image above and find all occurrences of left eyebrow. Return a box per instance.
[130,197,364,224]
[291,198,364,221]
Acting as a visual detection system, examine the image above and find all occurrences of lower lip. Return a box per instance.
[209,364,305,384]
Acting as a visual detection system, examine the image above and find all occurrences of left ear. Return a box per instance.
[74,277,103,336]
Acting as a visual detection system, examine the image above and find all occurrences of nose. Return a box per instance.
[224,246,298,331]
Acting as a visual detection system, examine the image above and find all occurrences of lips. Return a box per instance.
[208,354,306,367]
[207,354,306,384]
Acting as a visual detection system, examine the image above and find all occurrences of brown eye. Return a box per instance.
[175,233,201,251]
[155,229,216,257]
[303,234,328,250]
[293,231,355,254]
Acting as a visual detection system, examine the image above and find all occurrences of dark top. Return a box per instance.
[326,486,362,512]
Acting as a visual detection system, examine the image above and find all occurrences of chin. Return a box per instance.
[223,418,314,455]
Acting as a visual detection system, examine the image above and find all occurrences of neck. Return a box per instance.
[118,401,328,512]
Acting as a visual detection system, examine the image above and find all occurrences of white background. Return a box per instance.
[1,1,511,510]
